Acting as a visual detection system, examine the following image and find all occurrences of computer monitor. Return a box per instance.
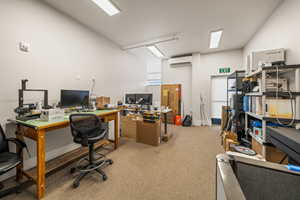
[60,90,89,108]
[135,93,153,105]
[125,94,136,104]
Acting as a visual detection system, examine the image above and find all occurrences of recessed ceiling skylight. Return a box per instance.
[147,45,165,58]
[91,0,120,16]
[209,30,223,49]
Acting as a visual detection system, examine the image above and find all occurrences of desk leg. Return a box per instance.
[164,113,168,135]
[16,125,24,181]
[114,113,119,149]
[36,130,46,200]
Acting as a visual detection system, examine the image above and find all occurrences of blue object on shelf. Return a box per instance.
[286,164,300,172]
[251,120,262,128]
[251,120,283,128]
[243,96,249,112]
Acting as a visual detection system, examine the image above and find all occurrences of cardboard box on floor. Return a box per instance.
[121,114,142,139]
[222,131,238,150]
[137,120,161,146]
[251,138,287,164]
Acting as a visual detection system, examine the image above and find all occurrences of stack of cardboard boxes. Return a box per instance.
[121,114,161,146]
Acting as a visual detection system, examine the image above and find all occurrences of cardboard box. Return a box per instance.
[266,99,294,118]
[252,138,287,163]
[221,106,229,131]
[137,120,161,146]
[121,114,142,139]
[96,96,110,109]
[222,131,238,148]
[225,139,239,152]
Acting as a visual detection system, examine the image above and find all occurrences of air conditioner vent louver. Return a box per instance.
[168,55,192,67]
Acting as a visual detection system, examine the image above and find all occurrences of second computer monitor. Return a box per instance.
[135,93,153,105]
[125,93,153,105]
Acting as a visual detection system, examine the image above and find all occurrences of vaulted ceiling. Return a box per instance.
[44,0,283,58]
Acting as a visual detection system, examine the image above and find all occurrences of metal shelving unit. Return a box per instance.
[227,70,246,140]
[245,65,300,157]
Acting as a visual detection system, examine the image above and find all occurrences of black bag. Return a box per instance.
[182,115,192,127]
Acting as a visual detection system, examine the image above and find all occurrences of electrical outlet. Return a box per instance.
[76,75,81,80]
[19,42,30,52]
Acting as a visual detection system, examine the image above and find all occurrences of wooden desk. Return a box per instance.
[15,110,119,199]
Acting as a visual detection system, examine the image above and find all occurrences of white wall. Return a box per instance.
[198,50,243,124]
[145,56,162,106]
[243,0,300,65]
[162,62,192,116]
[0,0,147,179]
[161,50,242,125]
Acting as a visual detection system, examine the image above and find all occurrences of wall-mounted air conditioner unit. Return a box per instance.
[168,55,192,66]
[246,48,286,74]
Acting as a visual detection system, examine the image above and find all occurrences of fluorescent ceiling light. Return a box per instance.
[147,45,165,58]
[209,30,223,49]
[91,0,120,16]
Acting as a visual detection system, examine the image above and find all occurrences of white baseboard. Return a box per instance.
[193,120,202,126]
[193,120,212,126]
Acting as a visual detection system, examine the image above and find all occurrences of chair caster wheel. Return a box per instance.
[73,182,80,188]
[102,175,108,181]
[70,167,76,174]
[107,159,113,165]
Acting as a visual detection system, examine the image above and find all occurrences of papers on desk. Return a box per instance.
[161,108,172,113]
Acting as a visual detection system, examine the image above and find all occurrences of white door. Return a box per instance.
[211,76,227,121]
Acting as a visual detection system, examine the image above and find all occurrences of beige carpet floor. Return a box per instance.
[3,126,223,200]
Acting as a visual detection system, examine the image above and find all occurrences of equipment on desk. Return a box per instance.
[124,93,153,105]
[136,93,153,105]
[89,78,97,110]
[125,94,136,104]
[142,111,160,123]
[60,90,89,108]
[69,114,113,188]
[40,109,64,122]
[0,124,29,198]
[15,79,50,120]
[96,96,110,110]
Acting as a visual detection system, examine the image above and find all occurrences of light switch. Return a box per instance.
[19,42,30,52]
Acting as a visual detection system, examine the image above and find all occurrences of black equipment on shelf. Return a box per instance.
[15,79,49,118]
[227,70,247,144]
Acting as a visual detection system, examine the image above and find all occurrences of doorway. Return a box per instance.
[211,75,227,124]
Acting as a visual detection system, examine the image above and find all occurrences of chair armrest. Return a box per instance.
[7,138,30,157]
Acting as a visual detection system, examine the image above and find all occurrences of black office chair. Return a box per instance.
[69,114,113,188]
[0,124,28,198]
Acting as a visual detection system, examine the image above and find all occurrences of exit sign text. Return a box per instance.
[219,67,231,74]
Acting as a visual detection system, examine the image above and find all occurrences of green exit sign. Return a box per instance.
[219,67,231,74]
